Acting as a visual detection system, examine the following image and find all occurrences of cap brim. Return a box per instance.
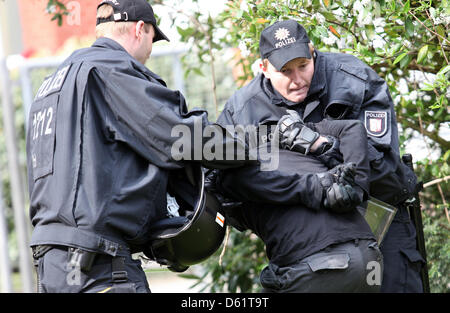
[153,24,169,42]
[268,43,311,71]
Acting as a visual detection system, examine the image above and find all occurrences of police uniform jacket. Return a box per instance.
[216,50,415,265]
[26,38,248,255]
[220,50,417,206]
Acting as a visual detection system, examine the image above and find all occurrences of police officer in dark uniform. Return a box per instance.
[26,0,254,293]
[215,20,421,292]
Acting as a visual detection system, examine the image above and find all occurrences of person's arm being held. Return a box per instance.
[100,67,256,170]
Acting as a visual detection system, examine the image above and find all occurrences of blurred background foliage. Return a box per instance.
[1,0,447,292]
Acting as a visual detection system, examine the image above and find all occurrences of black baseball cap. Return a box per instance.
[260,20,311,71]
[96,0,169,42]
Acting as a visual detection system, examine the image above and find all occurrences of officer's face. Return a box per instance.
[135,22,155,64]
[263,57,314,103]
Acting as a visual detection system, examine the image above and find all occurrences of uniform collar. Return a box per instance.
[92,37,129,53]
[261,75,299,107]
[92,37,166,86]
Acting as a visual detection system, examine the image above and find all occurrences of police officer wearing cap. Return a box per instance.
[26,0,254,293]
[214,20,421,292]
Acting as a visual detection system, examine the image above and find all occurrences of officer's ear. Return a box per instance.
[261,59,268,72]
[135,20,146,40]
[261,59,272,80]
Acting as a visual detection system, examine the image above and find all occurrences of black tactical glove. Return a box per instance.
[317,163,364,213]
[204,169,247,231]
[311,135,344,169]
[328,162,358,186]
[205,169,243,209]
[277,110,320,154]
[323,183,364,213]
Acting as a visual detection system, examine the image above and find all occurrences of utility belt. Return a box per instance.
[30,223,129,257]
[31,224,131,292]
[32,245,97,272]
[32,244,130,293]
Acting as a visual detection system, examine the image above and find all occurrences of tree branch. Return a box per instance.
[423,176,450,188]
[397,115,450,151]
[153,1,219,115]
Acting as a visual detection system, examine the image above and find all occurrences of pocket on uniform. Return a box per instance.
[400,248,425,268]
[382,248,424,292]
[307,253,350,272]
[28,93,59,181]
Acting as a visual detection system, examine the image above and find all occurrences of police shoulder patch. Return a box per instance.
[364,111,389,137]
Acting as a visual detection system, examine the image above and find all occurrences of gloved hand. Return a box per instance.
[323,183,364,213]
[317,163,364,213]
[311,135,344,169]
[205,169,243,211]
[329,162,357,186]
[204,169,247,231]
[277,110,320,154]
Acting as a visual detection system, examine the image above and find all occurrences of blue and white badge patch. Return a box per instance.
[364,111,388,137]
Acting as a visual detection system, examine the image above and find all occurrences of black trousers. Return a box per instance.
[33,246,150,293]
[310,119,424,292]
[380,207,424,292]
[260,239,383,292]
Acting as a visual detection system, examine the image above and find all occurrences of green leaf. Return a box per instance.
[321,11,336,21]
[390,43,403,56]
[178,273,200,280]
[443,149,450,162]
[420,82,435,91]
[399,54,411,68]
[403,0,410,13]
[192,67,204,76]
[417,45,428,64]
[436,25,445,39]
[176,26,195,38]
[437,65,450,76]
[390,0,396,11]
[393,52,407,65]
[405,18,414,37]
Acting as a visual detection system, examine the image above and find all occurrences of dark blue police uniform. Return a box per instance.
[26,37,251,293]
[217,49,423,292]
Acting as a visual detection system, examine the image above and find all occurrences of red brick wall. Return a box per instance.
[17,0,100,54]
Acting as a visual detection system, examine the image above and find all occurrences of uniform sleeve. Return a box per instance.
[100,67,253,170]
[217,164,324,210]
[215,100,325,210]
[358,68,415,204]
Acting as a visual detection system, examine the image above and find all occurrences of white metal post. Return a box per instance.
[0,167,12,293]
[0,23,34,293]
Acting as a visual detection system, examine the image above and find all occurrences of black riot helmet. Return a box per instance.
[143,165,226,272]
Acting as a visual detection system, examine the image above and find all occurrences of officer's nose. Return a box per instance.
[290,69,304,86]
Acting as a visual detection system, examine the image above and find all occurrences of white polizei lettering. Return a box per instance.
[50,65,70,91]
[367,112,385,118]
[274,37,297,48]
[35,64,71,99]
[36,77,53,99]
